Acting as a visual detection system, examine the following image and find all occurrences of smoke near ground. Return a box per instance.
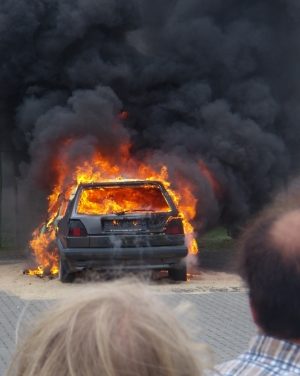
[1,0,300,238]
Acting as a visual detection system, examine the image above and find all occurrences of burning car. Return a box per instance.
[56,180,188,282]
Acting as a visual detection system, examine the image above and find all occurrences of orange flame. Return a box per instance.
[77,185,172,215]
[28,229,58,276]
[27,143,199,276]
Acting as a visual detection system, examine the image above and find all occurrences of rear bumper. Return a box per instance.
[57,239,188,272]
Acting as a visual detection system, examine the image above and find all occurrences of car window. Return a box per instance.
[77,185,171,215]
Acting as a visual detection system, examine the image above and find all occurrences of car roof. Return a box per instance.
[78,180,164,188]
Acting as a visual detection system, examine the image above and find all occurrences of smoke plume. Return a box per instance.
[1,0,300,236]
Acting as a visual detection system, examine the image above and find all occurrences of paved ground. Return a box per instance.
[0,288,256,375]
[0,246,257,375]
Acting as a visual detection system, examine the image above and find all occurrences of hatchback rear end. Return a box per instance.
[57,180,188,282]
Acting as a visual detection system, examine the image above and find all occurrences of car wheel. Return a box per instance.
[59,258,74,283]
[169,262,187,282]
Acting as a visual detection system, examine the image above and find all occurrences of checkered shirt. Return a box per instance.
[215,334,300,375]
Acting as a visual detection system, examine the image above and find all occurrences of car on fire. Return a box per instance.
[56,180,188,282]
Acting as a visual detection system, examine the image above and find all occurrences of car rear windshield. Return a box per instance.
[76,184,172,215]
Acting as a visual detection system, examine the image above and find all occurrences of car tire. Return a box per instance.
[59,258,74,283]
[169,262,187,282]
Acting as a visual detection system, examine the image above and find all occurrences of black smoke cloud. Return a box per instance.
[1,0,300,234]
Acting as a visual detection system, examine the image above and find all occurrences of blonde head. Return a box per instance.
[6,280,210,376]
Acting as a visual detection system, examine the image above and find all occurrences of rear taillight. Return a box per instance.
[165,218,184,235]
[68,220,87,237]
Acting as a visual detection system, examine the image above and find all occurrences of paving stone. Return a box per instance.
[0,291,256,375]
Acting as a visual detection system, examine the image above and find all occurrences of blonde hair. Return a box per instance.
[7,280,210,376]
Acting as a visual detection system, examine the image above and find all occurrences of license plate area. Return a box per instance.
[103,219,148,232]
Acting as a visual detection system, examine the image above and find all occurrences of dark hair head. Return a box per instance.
[239,209,300,339]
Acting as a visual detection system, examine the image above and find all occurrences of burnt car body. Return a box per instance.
[57,180,188,282]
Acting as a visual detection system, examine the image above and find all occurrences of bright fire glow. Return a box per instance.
[27,143,200,276]
[77,185,171,215]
